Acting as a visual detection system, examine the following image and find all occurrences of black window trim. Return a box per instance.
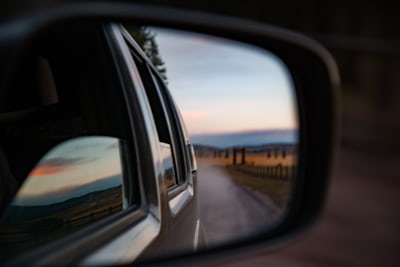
[130,55,181,190]
[149,71,192,196]
[147,68,186,187]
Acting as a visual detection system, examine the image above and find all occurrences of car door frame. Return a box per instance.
[108,23,200,258]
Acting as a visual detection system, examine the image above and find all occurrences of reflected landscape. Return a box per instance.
[195,140,297,246]
[0,137,127,258]
[148,27,299,247]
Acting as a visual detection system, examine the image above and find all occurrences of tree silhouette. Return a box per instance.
[126,26,168,83]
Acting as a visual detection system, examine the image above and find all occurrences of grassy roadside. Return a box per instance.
[223,165,292,208]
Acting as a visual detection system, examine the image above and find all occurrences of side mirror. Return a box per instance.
[0,3,339,266]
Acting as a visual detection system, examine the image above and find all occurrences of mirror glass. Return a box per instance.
[0,136,128,258]
[131,26,299,248]
[0,21,299,263]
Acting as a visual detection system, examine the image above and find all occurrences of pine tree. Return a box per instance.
[126,26,167,83]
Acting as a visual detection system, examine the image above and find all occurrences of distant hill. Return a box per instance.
[3,186,121,222]
[191,129,297,148]
[13,174,122,207]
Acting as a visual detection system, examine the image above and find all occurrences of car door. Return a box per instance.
[105,23,201,258]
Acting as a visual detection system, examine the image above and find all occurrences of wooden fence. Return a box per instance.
[230,163,297,181]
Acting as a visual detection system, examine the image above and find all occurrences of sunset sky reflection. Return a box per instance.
[151,27,298,135]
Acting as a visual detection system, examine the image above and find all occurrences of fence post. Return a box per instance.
[241,147,246,165]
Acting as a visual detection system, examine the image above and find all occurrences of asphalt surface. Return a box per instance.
[196,158,282,249]
[194,147,400,267]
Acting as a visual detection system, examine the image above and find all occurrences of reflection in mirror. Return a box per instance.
[129,26,299,249]
[0,136,128,259]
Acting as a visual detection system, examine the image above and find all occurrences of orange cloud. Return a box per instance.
[28,157,89,177]
[29,165,76,177]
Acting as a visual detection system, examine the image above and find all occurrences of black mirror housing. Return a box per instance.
[0,3,339,266]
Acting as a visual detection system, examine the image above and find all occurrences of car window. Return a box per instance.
[0,23,139,260]
[125,44,185,190]
[121,24,194,195]
[0,137,130,258]
[149,70,191,185]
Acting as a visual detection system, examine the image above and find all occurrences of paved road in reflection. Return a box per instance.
[194,148,400,267]
[197,158,282,248]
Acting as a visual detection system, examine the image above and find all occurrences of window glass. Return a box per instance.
[0,137,128,259]
[159,143,176,188]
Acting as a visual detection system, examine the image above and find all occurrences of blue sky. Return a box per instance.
[151,27,299,135]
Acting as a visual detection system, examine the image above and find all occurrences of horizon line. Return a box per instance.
[189,128,297,136]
